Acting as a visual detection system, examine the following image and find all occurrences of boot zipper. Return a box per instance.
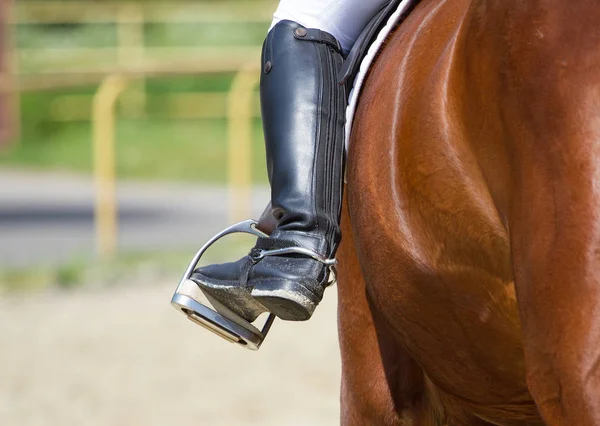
[324,45,336,246]
[325,46,342,253]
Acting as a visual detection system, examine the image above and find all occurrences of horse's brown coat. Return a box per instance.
[338,0,600,424]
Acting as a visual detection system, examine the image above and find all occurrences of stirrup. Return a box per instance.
[171,219,276,351]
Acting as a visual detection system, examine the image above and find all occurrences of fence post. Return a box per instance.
[117,3,145,118]
[227,63,260,223]
[0,0,18,147]
[92,74,128,257]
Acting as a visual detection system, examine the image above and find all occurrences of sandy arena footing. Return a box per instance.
[0,282,341,426]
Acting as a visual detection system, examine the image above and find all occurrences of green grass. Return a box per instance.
[4,8,271,182]
[1,117,268,183]
[144,22,268,47]
[0,236,255,294]
[16,21,268,49]
[15,19,269,74]
[0,252,186,294]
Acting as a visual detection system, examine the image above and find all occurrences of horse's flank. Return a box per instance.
[339,0,600,424]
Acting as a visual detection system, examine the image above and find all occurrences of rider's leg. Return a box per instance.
[192,0,389,322]
[271,0,391,54]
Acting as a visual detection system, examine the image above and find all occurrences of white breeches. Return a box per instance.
[270,0,390,54]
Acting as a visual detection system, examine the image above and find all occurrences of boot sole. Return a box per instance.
[190,272,267,322]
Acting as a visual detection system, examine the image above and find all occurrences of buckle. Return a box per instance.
[170,220,276,351]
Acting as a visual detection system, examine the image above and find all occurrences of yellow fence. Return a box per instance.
[14,1,275,24]
[91,66,259,256]
[13,1,272,93]
[11,1,273,256]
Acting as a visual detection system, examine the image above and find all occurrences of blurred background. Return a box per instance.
[0,1,341,424]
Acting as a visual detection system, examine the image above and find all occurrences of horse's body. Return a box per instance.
[338,0,600,424]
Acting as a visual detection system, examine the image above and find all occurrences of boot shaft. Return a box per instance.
[260,20,347,257]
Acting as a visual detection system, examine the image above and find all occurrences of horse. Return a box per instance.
[337,0,600,424]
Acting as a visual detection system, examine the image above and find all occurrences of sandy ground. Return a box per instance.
[0,282,341,426]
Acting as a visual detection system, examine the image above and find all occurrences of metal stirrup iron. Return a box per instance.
[171,220,276,350]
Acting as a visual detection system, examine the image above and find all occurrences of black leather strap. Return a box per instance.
[293,27,343,54]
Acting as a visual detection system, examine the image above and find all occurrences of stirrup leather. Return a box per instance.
[171,220,276,351]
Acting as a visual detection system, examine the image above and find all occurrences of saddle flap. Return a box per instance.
[340,0,406,85]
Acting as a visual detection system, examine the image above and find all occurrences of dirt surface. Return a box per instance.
[0,282,341,426]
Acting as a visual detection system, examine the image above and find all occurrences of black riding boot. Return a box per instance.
[191,20,346,322]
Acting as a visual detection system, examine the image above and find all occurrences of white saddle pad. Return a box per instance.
[345,0,416,149]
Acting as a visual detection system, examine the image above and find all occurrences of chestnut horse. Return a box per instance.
[337,0,600,424]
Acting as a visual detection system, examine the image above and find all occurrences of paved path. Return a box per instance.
[0,169,269,267]
[0,281,341,426]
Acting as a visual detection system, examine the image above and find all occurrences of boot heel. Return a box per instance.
[251,280,319,321]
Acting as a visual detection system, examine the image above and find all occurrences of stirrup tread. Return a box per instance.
[170,219,275,350]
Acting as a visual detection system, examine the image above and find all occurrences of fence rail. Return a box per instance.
[11,1,270,111]
[12,1,276,24]
[16,47,262,75]
[6,1,272,254]
[50,92,261,121]
[11,60,260,92]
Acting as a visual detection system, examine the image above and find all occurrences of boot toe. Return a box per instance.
[193,258,246,283]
